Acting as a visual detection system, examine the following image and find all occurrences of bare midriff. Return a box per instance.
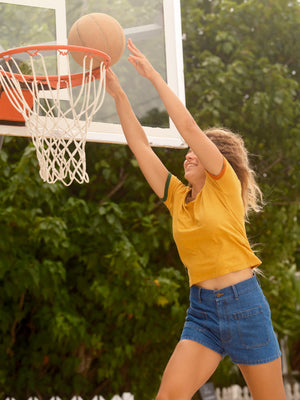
[194,267,254,290]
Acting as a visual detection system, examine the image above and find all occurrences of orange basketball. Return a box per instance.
[68,13,125,67]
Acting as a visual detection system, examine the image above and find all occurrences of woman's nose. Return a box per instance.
[186,151,194,160]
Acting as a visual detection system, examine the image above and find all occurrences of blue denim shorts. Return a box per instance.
[181,275,281,365]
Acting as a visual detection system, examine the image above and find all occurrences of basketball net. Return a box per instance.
[0,46,110,186]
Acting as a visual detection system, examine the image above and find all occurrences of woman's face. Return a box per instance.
[184,150,205,184]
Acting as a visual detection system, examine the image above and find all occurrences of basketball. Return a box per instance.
[68,13,125,67]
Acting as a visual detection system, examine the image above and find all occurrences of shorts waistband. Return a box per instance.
[190,274,259,302]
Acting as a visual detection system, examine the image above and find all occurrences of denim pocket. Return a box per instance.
[186,306,208,330]
[233,306,270,349]
[188,307,208,320]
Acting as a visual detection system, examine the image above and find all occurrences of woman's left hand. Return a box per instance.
[127,38,157,81]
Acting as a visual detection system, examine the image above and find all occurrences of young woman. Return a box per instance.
[105,39,286,400]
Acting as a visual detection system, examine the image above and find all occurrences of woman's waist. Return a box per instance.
[194,267,255,290]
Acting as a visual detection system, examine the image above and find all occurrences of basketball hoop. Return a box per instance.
[0,45,111,185]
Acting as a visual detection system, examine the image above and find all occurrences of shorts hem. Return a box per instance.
[231,352,281,365]
[180,335,225,358]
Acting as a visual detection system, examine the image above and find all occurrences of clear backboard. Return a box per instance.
[0,0,186,148]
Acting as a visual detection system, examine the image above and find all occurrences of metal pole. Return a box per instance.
[0,135,3,151]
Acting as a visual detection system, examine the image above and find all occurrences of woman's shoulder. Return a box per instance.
[169,174,189,195]
[163,173,189,209]
[205,157,241,192]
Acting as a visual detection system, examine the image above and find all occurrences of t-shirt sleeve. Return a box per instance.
[205,157,242,197]
[160,172,172,202]
[161,173,186,215]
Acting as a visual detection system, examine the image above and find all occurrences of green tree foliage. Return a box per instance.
[0,4,56,49]
[0,138,186,398]
[0,0,299,397]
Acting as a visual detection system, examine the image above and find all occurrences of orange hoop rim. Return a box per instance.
[0,44,111,88]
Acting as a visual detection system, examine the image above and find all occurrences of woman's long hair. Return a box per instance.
[204,127,264,216]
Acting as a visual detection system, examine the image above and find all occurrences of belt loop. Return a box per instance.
[198,287,202,303]
[232,284,239,300]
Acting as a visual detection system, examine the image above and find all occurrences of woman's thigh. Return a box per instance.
[238,357,286,400]
[156,339,222,400]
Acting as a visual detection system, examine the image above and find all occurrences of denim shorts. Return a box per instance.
[181,275,281,365]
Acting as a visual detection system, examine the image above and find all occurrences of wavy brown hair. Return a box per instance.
[204,127,264,216]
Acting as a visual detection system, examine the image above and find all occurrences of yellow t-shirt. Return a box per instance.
[163,158,261,286]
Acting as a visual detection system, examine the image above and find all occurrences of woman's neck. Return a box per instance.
[186,177,206,203]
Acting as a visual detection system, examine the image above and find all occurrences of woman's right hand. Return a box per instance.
[105,67,123,98]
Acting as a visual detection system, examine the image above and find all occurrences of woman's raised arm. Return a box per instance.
[127,39,223,176]
[105,67,169,198]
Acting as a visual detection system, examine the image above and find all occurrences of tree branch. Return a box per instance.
[6,293,25,356]
[262,155,282,173]
[80,0,89,16]
[100,169,129,204]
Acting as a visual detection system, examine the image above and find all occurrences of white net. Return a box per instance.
[0,47,107,185]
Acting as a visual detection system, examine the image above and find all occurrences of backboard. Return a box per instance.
[0,0,186,148]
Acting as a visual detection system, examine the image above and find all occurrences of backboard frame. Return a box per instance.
[0,0,187,148]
